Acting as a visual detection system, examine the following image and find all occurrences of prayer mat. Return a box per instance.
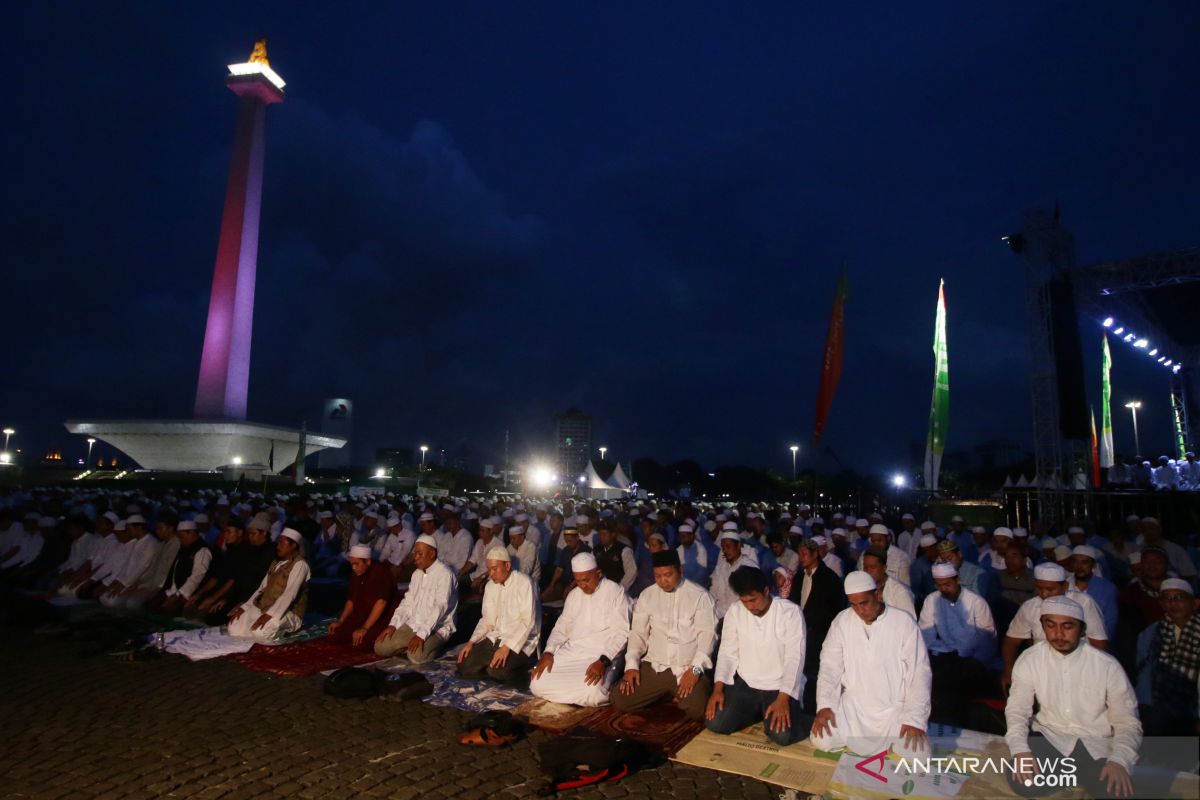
[578,704,704,756]
[162,627,256,661]
[670,725,836,796]
[510,697,599,734]
[361,651,535,713]
[227,638,378,677]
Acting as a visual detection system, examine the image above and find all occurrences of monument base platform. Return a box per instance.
[64,420,346,473]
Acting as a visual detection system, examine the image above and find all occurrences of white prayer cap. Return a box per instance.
[919,534,937,547]
[855,519,869,528]
[831,527,848,538]
[1160,578,1194,595]
[920,520,937,531]
[1053,545,1073,562]
[1040,595,1084,621]
[721,521,739,532]
[1128,551,1142,565]
[810,535,827,546]
[1071,545,1101,562]
[176,520,197,532]
[932,562,958,579]
[443,503,457,512]
[571,552,599,572]
[127,514,146,525]
[678,522,695,533]
[485,547,511,563]
[648,532,667,544]
[788,525,805,535]
[1067,525,1085,535]
[480,517,497,529]
[415,533,438,549]
[1125,514,1140,523]
[843,571,877,595]
[515,513,529,522]
[317,510,333,520]
[830,511,844,519]
[1040,537,1058,549]
[364,511,381,521]
[387,513,401,527]
[348,544,373,560]
[102,511,120,525]
[703,520,717,532]
[418,512,435,522]
[993,527,1013,539]
[746,511,760,520]
[280,528,303,544]
[868,523,889,537]
[779,511,793,520]
[114,520,127,531]
[972,525,987,535]
[1013,527,1028,538]
[1034,562,1067,582]
[951,515,964,523]
[717,531,741,544]
[811,516,825,525]
[901,513,915,521]
[647,512,659,521]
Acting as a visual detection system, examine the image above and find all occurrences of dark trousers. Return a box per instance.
[1007,737,1122,799]
[456,638,533,686]
[929,651,995,727]
[704,674,806,746]
[610,662,710,721]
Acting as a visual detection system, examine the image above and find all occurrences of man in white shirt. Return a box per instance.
[157,521,213,614]
[374,534,458,664]
[1005,595,1140,798]
[377,517,416,577]
[507,525,541,584]
[895,514,921,561]
[704,566,807,745]
[99,515,160,607]
[861,547,916,618]
[228,529,311,643]
[464,517,502,594]
[435,511,474,577]
[821,533,846,578]
[530,552,631,706]
[614,550,717,720]
[457,547,540,685]
[919,562,998,726]
[1001,562,1108,694]
[810,571,931,756]
[856,524,912,586]
[710,531,758,619]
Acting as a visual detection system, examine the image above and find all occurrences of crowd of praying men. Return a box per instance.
[2,487,1197,798]
[1107,451,1200,491]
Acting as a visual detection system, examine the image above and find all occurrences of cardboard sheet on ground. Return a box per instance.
[671,725,836,795]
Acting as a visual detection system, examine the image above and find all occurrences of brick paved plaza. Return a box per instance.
[0,621,781,800]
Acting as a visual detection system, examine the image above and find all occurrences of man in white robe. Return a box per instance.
[457,547,540,685]
[861,547,916,617]
[1005,596,1141,799]
[615,549,716,720]
[855,524,912,586]
[530,552,630,706]
[228,529,311,643]
[710,531,758,619]
[705,566,808,744]
[435,510,473,576]
[375,534,457,664]
[810,571,931,756]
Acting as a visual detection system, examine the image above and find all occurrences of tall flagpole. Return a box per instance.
[923,280,949,491]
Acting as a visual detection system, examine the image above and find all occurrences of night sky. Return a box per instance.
[6,2,1199,475]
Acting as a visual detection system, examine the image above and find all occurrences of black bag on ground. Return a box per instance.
[464,710,527,738]
[323,667,380,699]
[534,727,659,795]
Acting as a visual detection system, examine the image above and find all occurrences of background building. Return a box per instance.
[555,408,592,480]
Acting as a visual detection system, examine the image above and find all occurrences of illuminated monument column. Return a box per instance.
[194,40,285,419]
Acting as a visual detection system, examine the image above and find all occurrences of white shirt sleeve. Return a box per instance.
[175,549,213,599]
[779,605,807,700]
[1005,650,1037,756]
[545,587,578,655]
[816,613,847,712]
[497,576,538,654]
[626,591,653,671]
[713,606,741,687]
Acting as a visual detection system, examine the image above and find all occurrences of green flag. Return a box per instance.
[1100,333,1114,468]
[924,280,949,490]
[1171,391,1187,460]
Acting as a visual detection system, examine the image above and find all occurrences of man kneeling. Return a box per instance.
[228,529,310,643]
[374,534,457,664]
[457,547,540,685]
[614,549,716,720]
[705,566,808,745]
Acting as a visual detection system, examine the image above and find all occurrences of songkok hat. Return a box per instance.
[1053,545,1072,562]
[571,552,599,572]
[652,550,681,568]
[920,521,937,531]
[993,527,1013,539]
[919,534,937,548]
[932,562,958,579]
[126,514,146,525]
[1041,595,1084,621]
[280,528,303,544]
[1071,545,1101,562]
[1034,562,1067,582]
[176,521,196,532]
[485,547,511,563]
[717,531,741,543]
[843,571,877,595]
[348,544,373,560]
[1160,578,1194,595]
[868,523,889,537]
[415,533,438,549]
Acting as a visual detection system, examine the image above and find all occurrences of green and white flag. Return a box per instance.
[924,280,949,491]
[1100,333,1114,468]
[1171,391,1187,460]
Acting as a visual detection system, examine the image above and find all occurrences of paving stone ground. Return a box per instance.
[0,620,783,800]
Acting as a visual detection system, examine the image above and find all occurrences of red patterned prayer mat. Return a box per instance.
[579,703,704,756]
[227,638,376,677]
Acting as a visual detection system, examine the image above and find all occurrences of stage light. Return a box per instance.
[1134,339,1148,348]
[528,465,557,490]
[374,467,386,478]
[1122,333,1135,343]
[1149,349,1158,356]
[1113,327,1125,335]
[892,474,906,488]
[1158,357,1167,363]
[1164,360,1173,367]
[232,456,242,465]
[1173,364,1182,374]
[1102,317,1114,327]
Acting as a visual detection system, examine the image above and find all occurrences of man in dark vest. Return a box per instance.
[153,520,212,615]
[594,523,637,593]
[228,528,310,642]
[184,518,276,625]
[788,538,845,711]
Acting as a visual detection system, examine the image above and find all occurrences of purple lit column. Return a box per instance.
[194,61,283,419]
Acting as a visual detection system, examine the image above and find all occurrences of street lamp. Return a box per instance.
[892,474,906,488]
[599,446,607,462]
[419,445,428,470]
[789,445,799,480]
[2,428,13,451]
[1124,401,1142,457]
[86,438,97,465]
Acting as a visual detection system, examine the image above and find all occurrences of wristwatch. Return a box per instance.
[691,665,703,676]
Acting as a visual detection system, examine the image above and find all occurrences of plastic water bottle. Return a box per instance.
[156,632,166,652]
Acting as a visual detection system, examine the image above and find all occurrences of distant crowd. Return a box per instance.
[1108,452,1200,491]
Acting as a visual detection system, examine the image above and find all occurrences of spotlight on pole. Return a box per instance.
[1113,327,1125,335]
[1134,339,1148,348]
[892,474,906,488]
[1149,349,1158,357]
[1102,317,1114,328]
